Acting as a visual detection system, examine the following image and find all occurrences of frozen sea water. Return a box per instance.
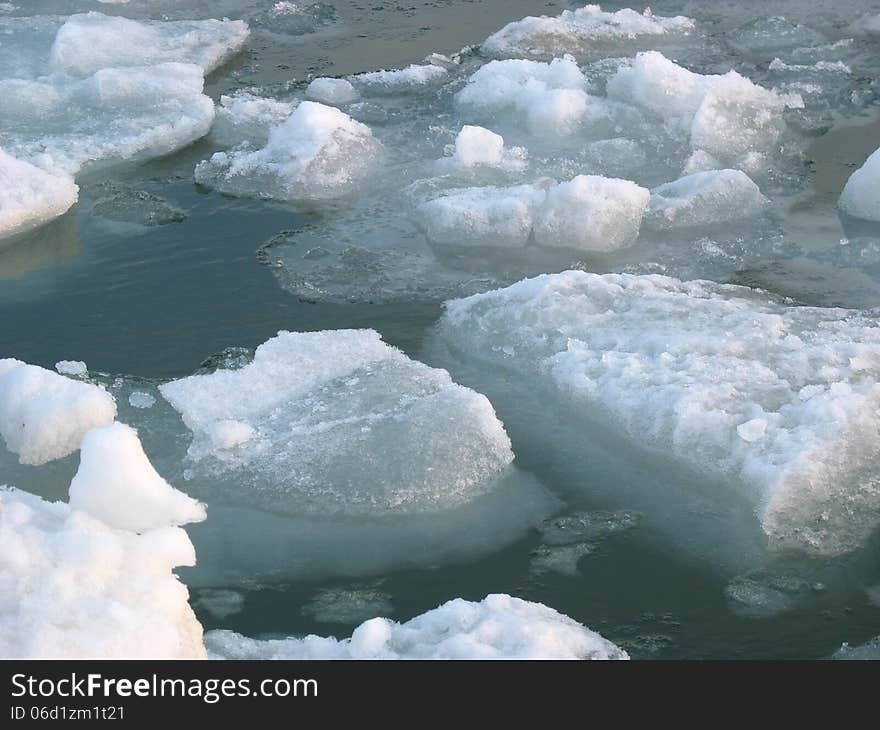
[4,0,880,659]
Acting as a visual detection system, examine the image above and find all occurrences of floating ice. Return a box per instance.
[206,594,628,659]
[350,64,448,94]
[455,57,590,135]
[305,77,358,105]
[0,359,116,466]
[55,360,87,378]
[439,271,880,555]
[839,147,880,222]
[482,5,695,59]
[193,589,245,621]
[529,542,595,576]
[301,584,394,625]
[159,329,514,516]
[0,150,78,241]
[194,101,382,201]
[647,169,768,229]
[452,126,504,167]
[0,428,205,658]
[210,92,296,148]
[607,51,796,168]
[129,391,156,409]
[538,510,640,546]
[834,637,880,659]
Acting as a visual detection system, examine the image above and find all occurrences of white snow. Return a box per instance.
[0,427,205,658]
[647,169,767,228]
[0,150,78,241]
[194,101,382,201]
[839,147,880,222]
[205,594,628,659]
[159,329,514,516]
[440,271,880,555]
[69,423,206,532]
[482,5,695,58]
[418,174,649,252]
[455,56,590,134]
[607,51,797,168]
[305,77,358,105]
[0,359,116,466]
[452,125,505,167]
[350,64,448,93]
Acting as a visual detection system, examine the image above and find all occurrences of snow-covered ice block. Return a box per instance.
[350,64,448,94]
[0,150,78,240]
[69,423,206,532]
[55,360,87,377]
[48,12,249,77]
[417,184,546,248]
[0,427,205,658]
[647,169,767,228]
[210,92,296,147]
[305,77,358,105]
[533,174,649,251]
[607,51,795,167]
[455,57,590,134]
[205,594,628,659]
[482,5,695,58]
[159,329,514,516]
[839,147,880,222]
[194,101,382,201]
[452,125,504,167]
[0,359,116,465]
[439,271,880,555]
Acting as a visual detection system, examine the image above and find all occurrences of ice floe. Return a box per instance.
[0,359,116,466]
[0,150,78,241]
[206,594,627,659]
[438,271,880,556]
[839,147,880,222]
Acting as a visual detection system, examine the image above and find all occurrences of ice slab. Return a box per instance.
[839,147,880,222]
[0,150,78,241]
[647,169,768,229]
[438,271,880,556]
[159,329,514,516]
[0,426,205,658]
[350,64,448,94]
[205,594,628,659]
[194,101,382,201]
[301,584,393,625]
[482,5,695,59]
[0,359,116,466]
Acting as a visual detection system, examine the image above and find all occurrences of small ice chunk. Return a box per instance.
[647,169,767,228]
[532,175,649,252]
[55,360,87,377]
[206,594,628,659]
[211,92,296,147]
[193,589,245,620]
[417,184,546,248]
[839,147,880,222]
[439,271,880,555]
[302,585,394,625]
[68,423,206,532]
[128,391,156,409]
[482,6,695,58]
[529,542,595,576]
[305,77,358,105]
[350,64,447,94]
[0,359,116,465]
[0,150,78,241]
[834,637,880,659]
[455,57,590,134]
[453,125,505,167]
[159,329,514,516]
[538,510,640,545]
[194,101,382,201]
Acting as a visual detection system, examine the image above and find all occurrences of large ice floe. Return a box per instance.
[0,11,249,239]
[0,422,206,658]
[206,594,628,659]
[839,147,880,222]
[194,101,382,201]
[436,271,880,556]
[0,149,78,240]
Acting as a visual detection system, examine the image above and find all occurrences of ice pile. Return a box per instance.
[0,12,249,237]
[439,271,880,555]
[418,174,649,252]
[206,594,628,659]
[482,5,695,59]
[0,359,116,465]
[194,101,382,201]
[159,329,514,516]
[607,51,797,169]
[0,423,206,658]
[646,169,768,229]
[0,150,78,240]
[839,147,880,222]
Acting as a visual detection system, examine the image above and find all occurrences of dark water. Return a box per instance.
[3,0,880,658]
